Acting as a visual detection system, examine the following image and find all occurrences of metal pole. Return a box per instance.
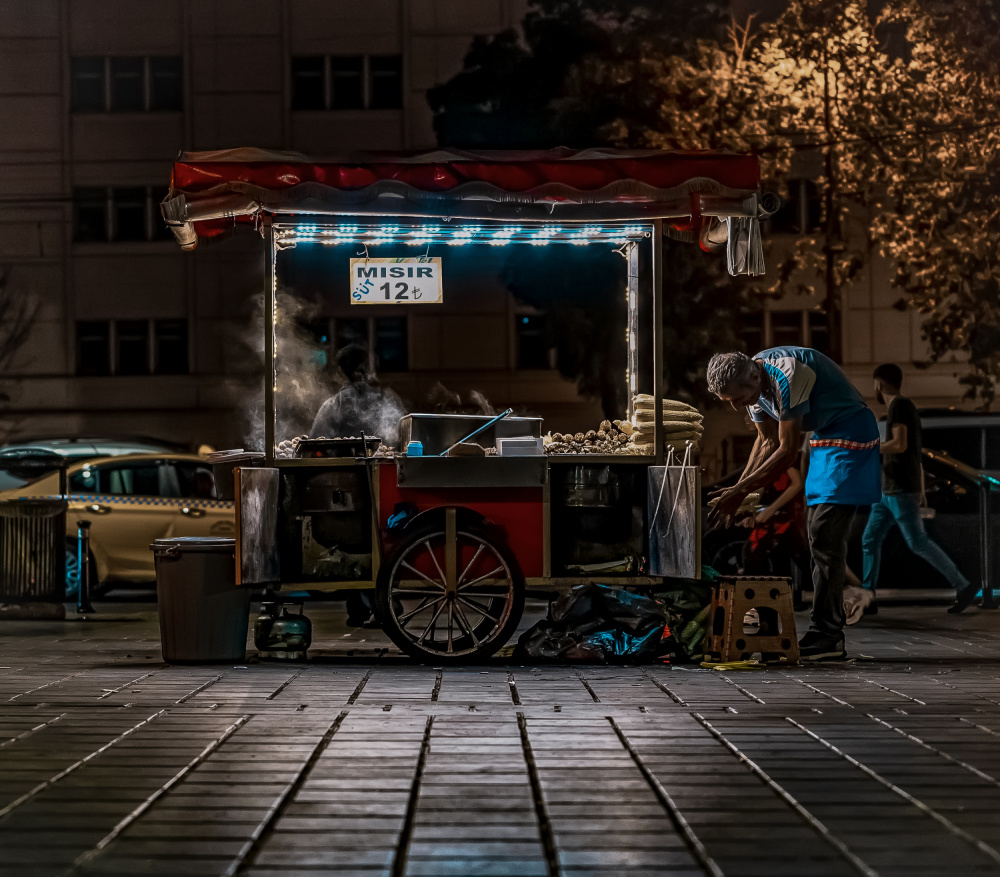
[76,520,94,614]
[652,219,665,466]
[264,217,276,465]
[980,486,996,609]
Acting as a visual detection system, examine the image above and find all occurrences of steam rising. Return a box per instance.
[242,290,340,449]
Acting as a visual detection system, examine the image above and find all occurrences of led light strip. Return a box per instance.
[277,223,649,246]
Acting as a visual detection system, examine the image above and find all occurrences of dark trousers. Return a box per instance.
[807,503,860,637]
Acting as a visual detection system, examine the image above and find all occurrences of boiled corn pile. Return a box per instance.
[627,394,703,455]
[544,420,637,455]
[542,395,704,456]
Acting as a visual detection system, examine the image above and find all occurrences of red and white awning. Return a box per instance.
[163,147,769,274]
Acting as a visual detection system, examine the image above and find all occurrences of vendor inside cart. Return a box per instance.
[310,344,406,446]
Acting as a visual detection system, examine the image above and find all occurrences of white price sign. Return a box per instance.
[350,257,443,305]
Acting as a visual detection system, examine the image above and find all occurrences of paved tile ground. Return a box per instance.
[1,596,1000,877]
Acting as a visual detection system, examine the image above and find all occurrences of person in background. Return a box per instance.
[707,347,881,661]
[741,464,809,582]
[861,363,975,613]
[310,344,405,445]
[311,344,405,627]
[737,409,809,584]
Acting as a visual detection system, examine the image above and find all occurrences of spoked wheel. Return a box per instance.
[375,519,524,664]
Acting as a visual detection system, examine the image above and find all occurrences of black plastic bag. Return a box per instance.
[514,584,667,663]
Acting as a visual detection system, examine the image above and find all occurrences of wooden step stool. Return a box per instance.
[704,576,800,664]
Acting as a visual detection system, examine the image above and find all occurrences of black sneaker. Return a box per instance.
[799,630,847,662]
[948,584,978,614]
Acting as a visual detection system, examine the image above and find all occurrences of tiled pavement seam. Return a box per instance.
[2,610,1000,876]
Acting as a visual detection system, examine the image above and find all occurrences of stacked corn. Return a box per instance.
[627,394,703,455]
[544,421,634,455]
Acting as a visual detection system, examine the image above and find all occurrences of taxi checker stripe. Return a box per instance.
[53,495,233,509]
[809,438,879,451]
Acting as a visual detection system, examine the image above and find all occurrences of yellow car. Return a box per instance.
[0,452,235,595]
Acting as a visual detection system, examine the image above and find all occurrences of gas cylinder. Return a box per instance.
[254,601,312,660]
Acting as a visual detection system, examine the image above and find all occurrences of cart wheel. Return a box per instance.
[375,521,524,664]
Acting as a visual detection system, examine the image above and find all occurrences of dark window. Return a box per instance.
[335,317,367,351]
[76,321,111,376]
[369,55,403,109]
[375,317,408,372]
[71,57,105,112]
[808,311,829,353]
[300,319,331,369]
[117,320,150,375]
[149,56,182,110]
[517,314,549,369]
[174,462,218,499]
[69,464,98,493]
[75,187,167,242]
[73,188,108,242]
[739,311,765,354]
[291,56,326,110]
[151,187,173,240]
[800,180,823,233]
[100,462,161,496]
[110,57,144,111]
[154,319,188,374]
[771,311,804,348]
[330,56,365,109]
[113,187,147,241]
[768,179,823,235]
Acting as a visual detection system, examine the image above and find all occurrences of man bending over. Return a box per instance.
[707,347,881,660]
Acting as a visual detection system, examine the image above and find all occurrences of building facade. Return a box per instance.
[0,0,976,459]
[1,0,609,452]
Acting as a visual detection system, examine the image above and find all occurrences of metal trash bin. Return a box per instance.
[150,537,249,663]
[0,499,68,618]
[206,450,265,501]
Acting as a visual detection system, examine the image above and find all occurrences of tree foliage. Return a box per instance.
[561,0,1000,402]
[431,0,1000,404]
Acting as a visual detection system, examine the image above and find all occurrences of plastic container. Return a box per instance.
[149,537,249,663]
[406,440,423,456]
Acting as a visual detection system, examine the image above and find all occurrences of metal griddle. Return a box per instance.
[294,437,381,458]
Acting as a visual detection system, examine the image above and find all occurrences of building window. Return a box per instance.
[291,55,403,111]
[73,187,170,243]
[75,320,188,376]
[516,314,551,369]
[761,310,829,351]
[334,317,367,352]
[311,317,409,373]
[329,56,365,110]
[76,321,111,376]
[771,311,805,348]
[154,320,189,374]
[70,58,105,112]
[768,179,822,235]
[71,56,183,112]
[374,317,408,372]
[739,311,765,354]
[116,320,150,375]
[369,56,403,109]
[807,311,829,353]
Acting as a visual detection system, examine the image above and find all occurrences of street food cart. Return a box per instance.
[163,147,767,663]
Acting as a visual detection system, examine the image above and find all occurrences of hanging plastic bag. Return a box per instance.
[647,444,700,578]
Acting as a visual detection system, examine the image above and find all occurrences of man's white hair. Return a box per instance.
[707,352,758,398]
